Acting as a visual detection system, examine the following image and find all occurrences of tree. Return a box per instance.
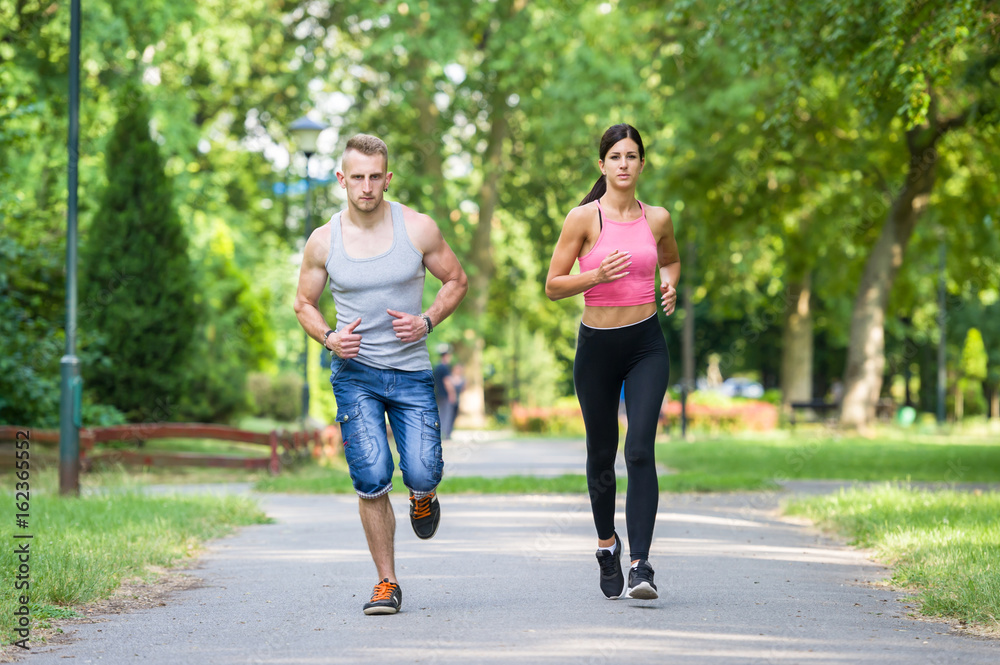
[721,0,1000,428]
[309,1,652,420]
[80,89,199,421]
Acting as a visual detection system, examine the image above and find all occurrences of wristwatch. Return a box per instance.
[420,314,433,334]
[323,329,336,345]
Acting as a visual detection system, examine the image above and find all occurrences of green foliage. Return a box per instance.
[0,238,62,427]
[180,228,276,423]
[247,372,302,422]
[80,89,198,421]
[4,0,999,428]
[961,328,988,382]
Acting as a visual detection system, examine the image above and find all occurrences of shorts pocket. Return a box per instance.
[420,410,443,478]
[337,403,374,468]
[330,357,349,384]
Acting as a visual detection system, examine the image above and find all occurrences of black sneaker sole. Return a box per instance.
[607,584,626,599]
[627,582,658,600]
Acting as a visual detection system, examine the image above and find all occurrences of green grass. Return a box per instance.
[658,431,1000,484]
[253,460,776,494]
[0,470,269,646]
[254,464,593,494]
[256,429,1000,495]
[786,485,1000,633]
[94,437,271,458]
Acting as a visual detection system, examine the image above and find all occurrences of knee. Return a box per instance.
[624,443,655,468]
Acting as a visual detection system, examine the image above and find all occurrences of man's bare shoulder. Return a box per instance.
[305,220,334,264]
[398,202,442,253]
[398,202,437,230]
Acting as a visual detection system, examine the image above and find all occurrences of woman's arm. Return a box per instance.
[650,206,681,316]
[545,206,630,301]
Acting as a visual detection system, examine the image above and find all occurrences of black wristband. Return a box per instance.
[323,329,335,344]
[420,314,433,334]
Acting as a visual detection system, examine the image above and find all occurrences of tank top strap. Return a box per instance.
[389,201,405,231]
[328,211,342,260]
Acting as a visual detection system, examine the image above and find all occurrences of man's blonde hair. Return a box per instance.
[344,134,388,167]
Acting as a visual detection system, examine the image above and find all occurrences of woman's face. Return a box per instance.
[599,137,644,189]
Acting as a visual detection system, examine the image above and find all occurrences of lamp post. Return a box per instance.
[289,116,328,426]
[937,229,947,425]
[59,0,82,496]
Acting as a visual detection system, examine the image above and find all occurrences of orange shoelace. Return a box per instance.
[371,580,397,601]
[411,492,435,519]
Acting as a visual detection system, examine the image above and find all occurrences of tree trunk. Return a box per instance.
[458,87,509,427]
[781,272,813,406]
[840,128,939,429]
[955,380,964,421]
[412,73,450,226]
[918,342,937,413]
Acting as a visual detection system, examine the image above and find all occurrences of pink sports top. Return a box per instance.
[577,200,658,307]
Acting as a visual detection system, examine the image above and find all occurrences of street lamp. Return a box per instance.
[288,115,328,426]
[59,0,83,496]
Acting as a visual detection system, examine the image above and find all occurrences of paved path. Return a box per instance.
[25,437,1000,664]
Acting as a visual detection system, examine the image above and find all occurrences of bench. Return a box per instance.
[0,424,320,475]
[788,401,839,426]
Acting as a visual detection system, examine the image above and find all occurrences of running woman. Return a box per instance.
[545,123,680,600]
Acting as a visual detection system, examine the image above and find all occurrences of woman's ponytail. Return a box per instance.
[580,175,607,206]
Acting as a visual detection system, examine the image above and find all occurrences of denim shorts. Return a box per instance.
[330,357,443,498]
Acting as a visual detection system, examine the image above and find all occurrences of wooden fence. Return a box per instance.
[0,424,321,475]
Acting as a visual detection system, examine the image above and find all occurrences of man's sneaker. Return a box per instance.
[627,560,658,599]
[363,579,402,615]
[596,532,626,599]
[409,490,441,539]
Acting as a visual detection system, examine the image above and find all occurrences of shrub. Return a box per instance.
[80,88,197,421]
[511,399,586,436]
[247,372,302,422]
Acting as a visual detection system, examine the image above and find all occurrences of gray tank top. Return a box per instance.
[325,201,431,371]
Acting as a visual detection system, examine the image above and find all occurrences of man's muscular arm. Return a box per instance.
[294,227,362,358]
[389,208,468,343]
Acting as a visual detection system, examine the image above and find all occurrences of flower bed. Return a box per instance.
[661,399,778,432]
[511,396,779,435]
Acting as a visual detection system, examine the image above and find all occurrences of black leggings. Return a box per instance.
[574,314,668,562]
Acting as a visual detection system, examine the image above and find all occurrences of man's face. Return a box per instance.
[337,150,391,213]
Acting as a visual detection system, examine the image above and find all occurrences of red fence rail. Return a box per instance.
[0,424,321,475]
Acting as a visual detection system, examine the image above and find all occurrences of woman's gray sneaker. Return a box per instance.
[627,560,658,599]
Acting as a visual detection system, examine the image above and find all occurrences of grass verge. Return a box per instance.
[253,454,775,494]
[786,484,1000,634]
[0,470,269,647]
[254,463,593,495]
[658,431,1000,483]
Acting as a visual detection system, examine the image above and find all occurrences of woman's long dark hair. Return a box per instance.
[579,123,645,206]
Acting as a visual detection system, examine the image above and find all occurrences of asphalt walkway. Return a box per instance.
[25,435,999,664]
